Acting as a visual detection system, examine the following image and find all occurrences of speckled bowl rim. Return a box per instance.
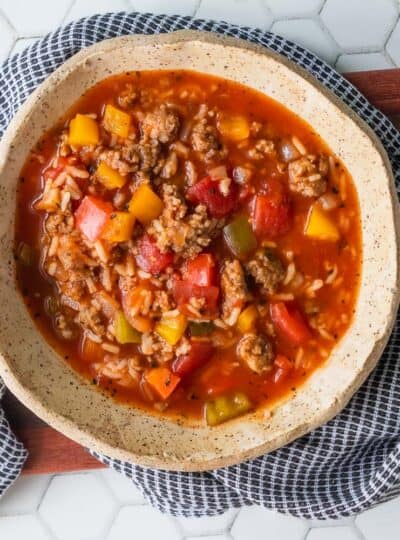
[0,30,399,472]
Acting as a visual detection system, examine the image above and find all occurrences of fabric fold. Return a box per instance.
[0,382,27,497]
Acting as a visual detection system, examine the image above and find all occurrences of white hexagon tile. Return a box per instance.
[39,473,117,540]
[0,0,400,539]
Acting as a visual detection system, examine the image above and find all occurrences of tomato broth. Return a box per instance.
[15,70,361,425]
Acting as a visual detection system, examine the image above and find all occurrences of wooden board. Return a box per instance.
[3,68,400,475]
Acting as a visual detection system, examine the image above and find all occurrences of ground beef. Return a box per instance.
[98,148,136,176]
[44,235,97,301]
[191,118,226,162]
[75,301,107,338]
[161,151,178,179]
[237,333,274,374]
[247,139,275,160]
[118,276,137,299]
[246,249,285,295]
[148,184,221,259]
[141,104,180,144]
[220,260,251,325]
[117,84,138,109]
[92,290,120,319]
[288,155,328,197]
[152,290,174,315]
[184,160,197,185]
[119,141,140,167]
[45,213,74,235]
[57,235,95,271]
[137,139,162,173]
[60,280,87,302]
[140,331,174,364]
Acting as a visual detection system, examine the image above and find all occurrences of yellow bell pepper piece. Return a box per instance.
[305,204,340,242]
[205,392,252,426]
[103,104,131,138]
[68,114,99,146]
[237,304,258,333]
[128,184,164,224]
[96,161,127,189]
[155,313,187,346]
[114,311,141,344]
[217,115,250,141]
[102,211,135,243]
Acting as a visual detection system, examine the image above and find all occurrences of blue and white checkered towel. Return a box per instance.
[1,11,399,519]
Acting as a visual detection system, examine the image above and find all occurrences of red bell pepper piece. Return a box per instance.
[172,341,214,377]
[270,302,311,346]
[186,176,238,218]
[172,279,219,317]
[186,253,216,287]
[74,195,113,242]
[146,367,180,400]
[136,234,174,275]
[251,179,291,237]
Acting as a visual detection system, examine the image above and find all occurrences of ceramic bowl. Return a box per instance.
[0,31,398,471]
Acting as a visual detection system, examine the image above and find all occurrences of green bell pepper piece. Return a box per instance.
[114,311,141,344]
[188,321,214,337]
[205,392,252,426]
[223,215,257,258]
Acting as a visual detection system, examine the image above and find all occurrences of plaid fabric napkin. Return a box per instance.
[0,381,27,496]
[1,11,400,519]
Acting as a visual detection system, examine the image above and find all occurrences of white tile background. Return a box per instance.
[0,0,400,538]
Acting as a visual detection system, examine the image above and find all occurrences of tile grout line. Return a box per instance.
[353,520,367,540]
[318,0,328,16]
[383,13,400,65]
[192,0,204,18]
[59,0,78,26]
[0,5,17,35]
[92,470,124,539]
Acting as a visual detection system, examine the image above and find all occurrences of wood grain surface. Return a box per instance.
[3,68,400,475]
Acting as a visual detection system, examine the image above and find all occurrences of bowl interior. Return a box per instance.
[0,31,398,471]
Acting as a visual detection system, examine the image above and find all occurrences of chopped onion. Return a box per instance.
[232,166,252,184]
[318,193,340,211]
[211,330,237,349]
[60,294,81,312]
[279,138,300,163]
[208,165,228,181]
[94,290,120,318]
[179,120,192,142]
[45,296,59,316]
[17,242,34,266]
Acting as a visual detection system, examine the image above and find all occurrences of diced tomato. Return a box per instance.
[172,279,219,317]
[74,195,113,242]
[251,179,291,237]
[80,336,104,363]
[273,354,293,384]
[274,354,293,371]
[238,184,253,202]
[199,358,237,397]
[186,176,238,218]
[121,284,155,332]
[136,234,174,275]
[172,341,214,377]
[186,253,216,287]
[270,302,311,346]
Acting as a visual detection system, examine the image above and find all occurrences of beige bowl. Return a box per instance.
[0,31,399,472]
